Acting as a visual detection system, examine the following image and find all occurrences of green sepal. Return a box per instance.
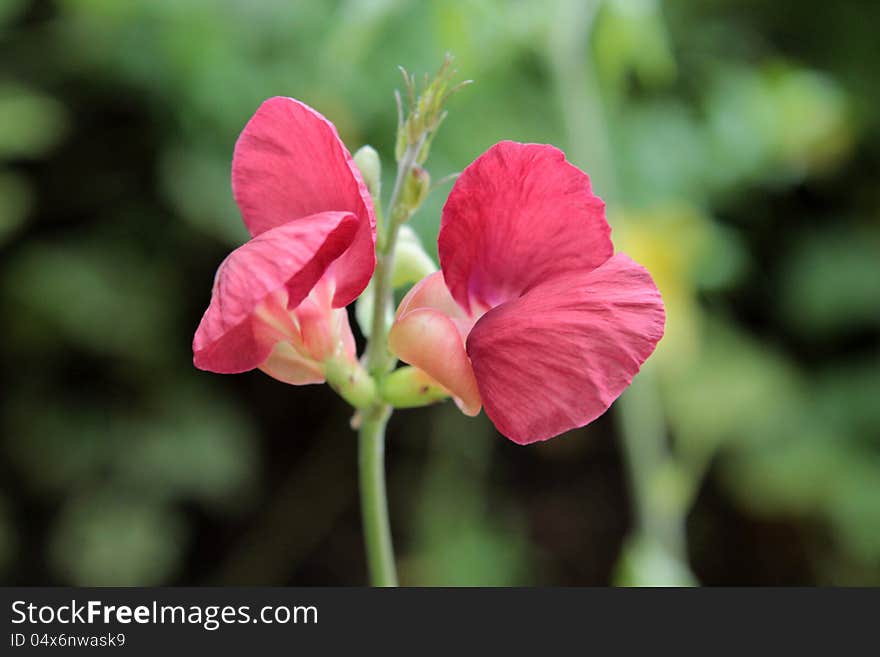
[324,356,378,409]
[381,366,449,408]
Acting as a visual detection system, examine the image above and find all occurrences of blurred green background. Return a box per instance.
[1,0,878,586]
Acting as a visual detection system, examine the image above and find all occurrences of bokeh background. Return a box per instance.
[1,0,878,586]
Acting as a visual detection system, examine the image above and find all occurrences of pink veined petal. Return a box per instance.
[193,211,359,374]
[465,253,666,444]
[293,275,358,363]
[439,141,613,314]
[259,342,326,386]
[231,96,376,307]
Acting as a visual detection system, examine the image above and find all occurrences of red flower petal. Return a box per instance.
[439,141,613,314]
[466,254,665,444]
[231,97,376,307]
[193,211,359,374]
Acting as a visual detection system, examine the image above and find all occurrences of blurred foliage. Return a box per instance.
[0,0,878,585]
[50,491,187,586]
[402,411,534,586]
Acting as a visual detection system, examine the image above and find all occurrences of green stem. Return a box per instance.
[356,137,424,586]
[364,139,423,377]
[358,403,397,586]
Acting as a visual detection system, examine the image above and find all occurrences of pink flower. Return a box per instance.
[193,97,376,383]
[389,141,665,444]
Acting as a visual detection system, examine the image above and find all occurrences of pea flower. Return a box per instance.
[389,141,665,444]
[193,97,376,386]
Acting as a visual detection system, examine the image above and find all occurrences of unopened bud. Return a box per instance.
[398,165,430,218]
[392,226,437,288]
[353,145,381,200]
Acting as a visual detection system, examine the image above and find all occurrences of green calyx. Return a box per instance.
[325,360,450,411]
[380,366,449,408]
[324,356,378,409]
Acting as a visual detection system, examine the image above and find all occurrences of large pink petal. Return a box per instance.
[466,253,665,444]
[439,141,613,314]
[193,211,358,374]
[231,97,376,307]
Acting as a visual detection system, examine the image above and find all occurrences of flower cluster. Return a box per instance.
[194,98,665,444]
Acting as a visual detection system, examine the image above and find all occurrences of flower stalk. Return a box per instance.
[357,402,396,586]
[364,137,425,377]
[354,144,420,587]
[356,57,468,585]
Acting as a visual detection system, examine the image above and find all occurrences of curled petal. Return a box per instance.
[232,96,376,306]
[193,211,358,374]
[390,272,482,415]
[389,308,482,416]
[394,271,476,338]
[439,141,613,314]
[466,253,666,444]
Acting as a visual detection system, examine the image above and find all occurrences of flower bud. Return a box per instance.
[398,165,430,218]
[353,145,381,200]
[392,225,437,287]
